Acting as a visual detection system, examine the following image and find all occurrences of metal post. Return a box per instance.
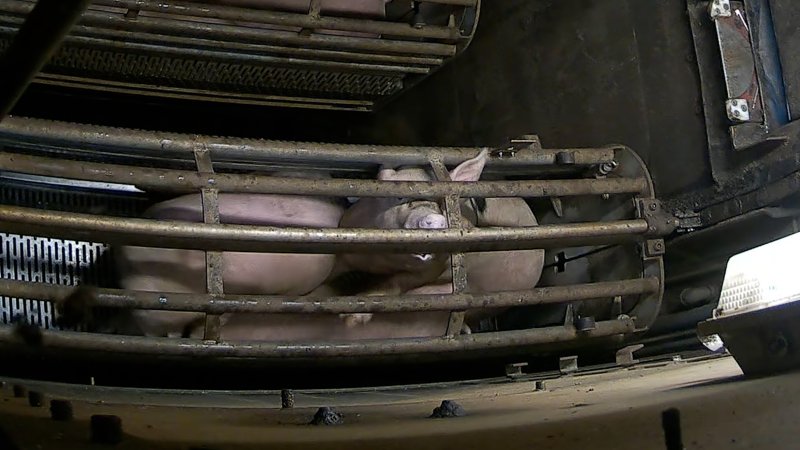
[429,157,468,336]
[0,0,91,120]
[194,149,223,341]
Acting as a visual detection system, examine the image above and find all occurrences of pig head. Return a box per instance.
[337,150,489,291]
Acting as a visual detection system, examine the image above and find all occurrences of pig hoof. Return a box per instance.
[339,313,373,327]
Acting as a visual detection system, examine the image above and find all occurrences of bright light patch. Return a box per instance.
[716,232,800,318]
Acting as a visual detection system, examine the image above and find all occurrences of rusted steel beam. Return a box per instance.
[0,117,618,168]
[0,278,659,314]
[0,153,648,198]
[0,319,635,358]
[0,205,651,253]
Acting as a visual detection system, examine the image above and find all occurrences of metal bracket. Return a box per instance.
[636,198,680,236]
[559,355,578,374]
[615,344,644,367]
[491,134,541,158]
[709,0,732,19]
[644,239,665,257]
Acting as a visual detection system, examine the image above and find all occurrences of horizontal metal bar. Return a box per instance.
[0,153,647,198]
[0,278,659,314]
[0,205,650,253]
[32,75,373,112]
[0,1,457,57]
[0,14,445,67]
[55,31,430,75]
[418,0,477,5]
[0,319,634,358]
[0,117,618,168]
[93,0,462,40]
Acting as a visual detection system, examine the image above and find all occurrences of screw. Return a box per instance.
[91,415,123,445]
[50,400,73,421]
[281,389,294,409]
[12,385,26,398]
[28,391,44,407]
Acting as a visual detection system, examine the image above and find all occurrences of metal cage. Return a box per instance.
[0,0,480,111]
[0,116,666,365]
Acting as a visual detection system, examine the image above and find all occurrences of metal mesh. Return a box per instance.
[44,45,405,99]
[0,179,146,328]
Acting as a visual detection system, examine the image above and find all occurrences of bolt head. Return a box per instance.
[726,98,750,122]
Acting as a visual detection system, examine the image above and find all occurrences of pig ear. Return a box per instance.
[449,149,488,182]
[377,167,398,181]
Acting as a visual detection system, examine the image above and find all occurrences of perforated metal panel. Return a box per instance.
[0,177,148,329]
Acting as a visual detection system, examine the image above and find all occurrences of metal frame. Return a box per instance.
[0,117,665,362]
[0,0,482,111]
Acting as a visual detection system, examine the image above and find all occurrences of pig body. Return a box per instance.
[116,191,344,337]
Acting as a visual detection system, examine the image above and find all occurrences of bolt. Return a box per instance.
[649,202,658,211]
[535,381,547,391]
[767,333,789,357]
[281,389,294,409]
[28,391,44,407]
[12,385,26,398]
[655,242,664,251]
[50,400,73,421]
[91,415,123,445]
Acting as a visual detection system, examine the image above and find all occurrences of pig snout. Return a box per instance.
[404,211,447,230]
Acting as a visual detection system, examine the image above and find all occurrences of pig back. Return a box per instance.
[466,198,545,292]
[117,193,344,297]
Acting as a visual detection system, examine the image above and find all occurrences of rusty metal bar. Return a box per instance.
[195,149,223,341]
[0,318,635,358]
[430,157,468,336]
[0,153,648,198]
[0,1,458,57]
[0,16,445,67]
[92,0,462,40]
[0,278,659,314]
[0,117,618,168]
[0,205,652,253]
[0,0,91,119]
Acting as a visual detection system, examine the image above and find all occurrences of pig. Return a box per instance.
[116,175,345,338]
[336,150,545,330]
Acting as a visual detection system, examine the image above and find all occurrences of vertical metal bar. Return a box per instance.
[0,0,92,120]
[430,157,468,336]
[194,148,223,341]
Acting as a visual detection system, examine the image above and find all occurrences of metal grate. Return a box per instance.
[0,0,479,110]
[0,177,147,328]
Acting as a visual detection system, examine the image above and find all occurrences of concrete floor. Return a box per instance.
[1,355,798,449]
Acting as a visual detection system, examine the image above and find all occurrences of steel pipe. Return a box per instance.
[0,117,618,168]
[0,277,659,314]
[0,205,650,253]
[0,1,457,57]
[93,0,462,41]
[0,16,445,67]
[0,0,92,119]
[0,153,647,198]
[0,319,634,358]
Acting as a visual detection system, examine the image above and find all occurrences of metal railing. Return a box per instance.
[0,117,664,361]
